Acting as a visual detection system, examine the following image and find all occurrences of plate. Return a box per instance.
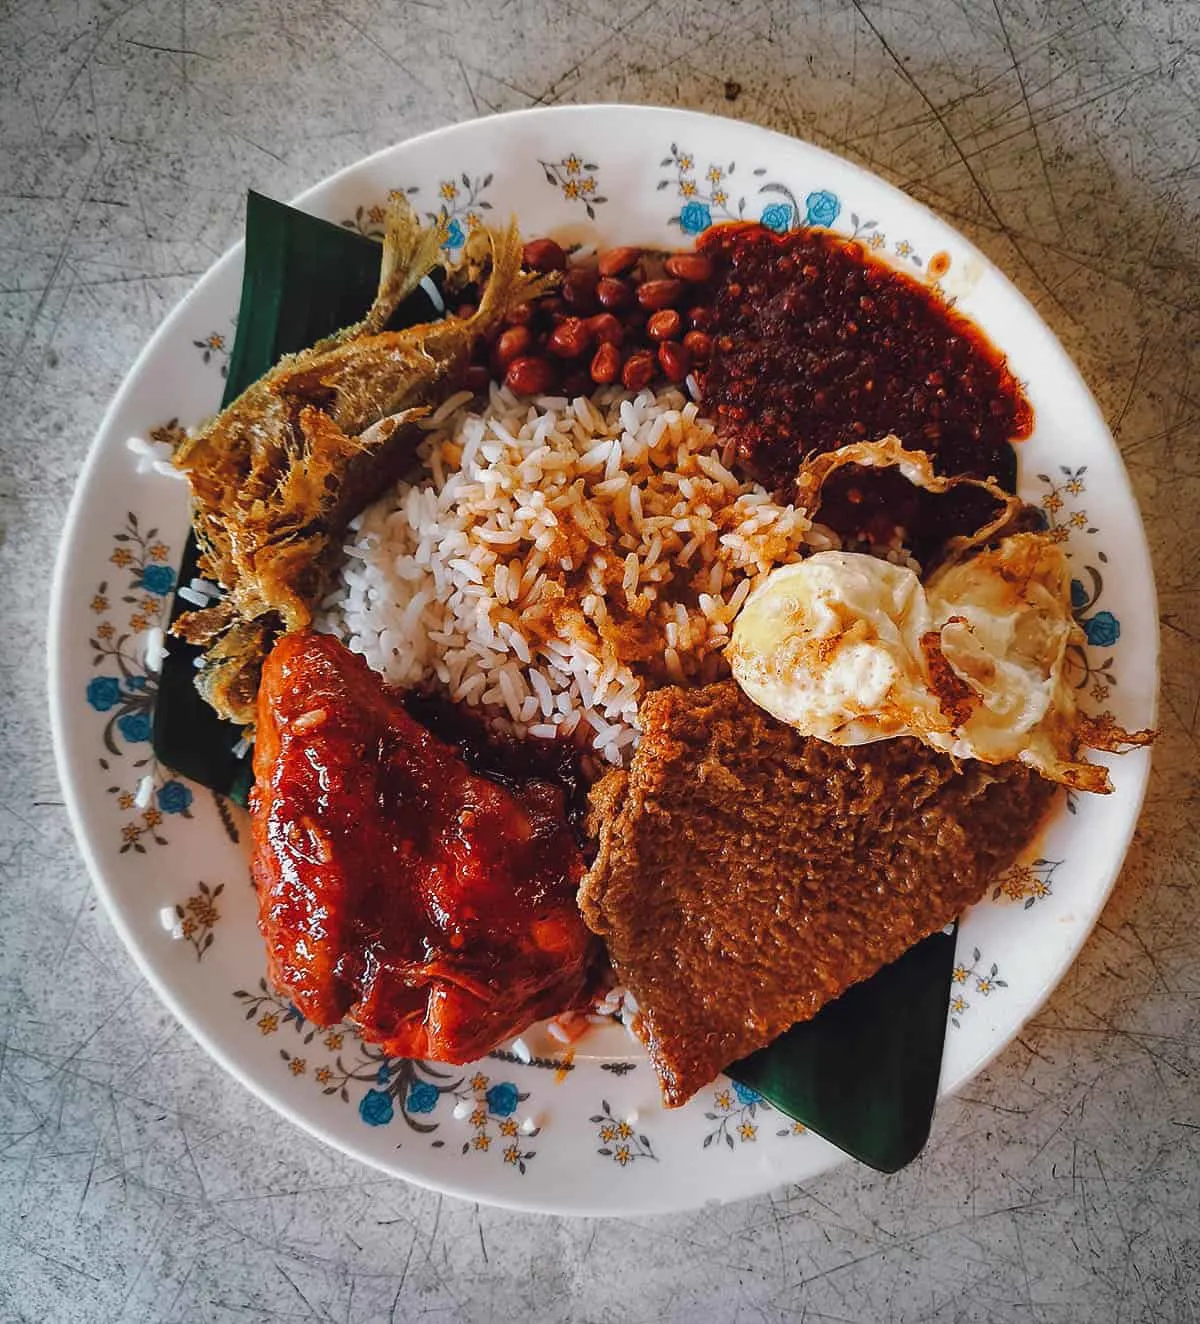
[48,105,1158,1216]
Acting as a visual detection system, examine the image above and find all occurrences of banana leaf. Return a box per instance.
[151,192,956,1172]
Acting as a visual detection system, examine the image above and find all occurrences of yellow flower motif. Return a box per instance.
[707,165,723,183]
[91,595,108,614]
[868,232,885,249]
[472,1132,491,1151]
[466,211,481,228]
[614,1144,632,1166]
[205,333,225,351]
[185,894,216,925]
[141,595,159,614]
[951,964,968,984]
[118,792,135,810]
[712,190,728,206]
[180,916,196,938]
[562,179,580,199]
[1070,511,1088,528]
[499,1119,519,1137]
[678,155,693,171]
[142,807,163,830]
[439,181,458,200]
[470,1107,488,1128]
[580,176,596,195]
[504,1143,520,1165]
[1000,865,1034,900]
[130,613,148,632]
[257,1012,278,1035]
[680,180,698,198]
[950,995,967,1014]
[470,1072,488,1092]
[896,240,913,257]
[96,622,115,640]
[600,1123,616,1143]
[739,1121,758,1141]
[315,1066,332,1084]
[1030,879,1050,898]
[564,155,582,175]
[1049,526,1070,544]
[324,1031,344,1050]
[121,822,141,844]
[791,1121,807,1135]
[1065,478,1085,496]
[976,977,993,995]
[147,542,169,562]
[1041,491,1064,512]
[616,1121,633,1139]
[714,1089,733,1111]
[110,548,133,568]
[1091,682,1110,703]
[367,204,387,225]
[289,1057,306,1076]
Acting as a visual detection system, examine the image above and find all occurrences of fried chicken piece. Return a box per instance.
[579,681,1056,1106]
[251,631,600,1062]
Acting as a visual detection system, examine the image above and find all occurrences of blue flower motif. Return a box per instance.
[86,676,121,712]
[376,1064,391,1085]
[678,201,713,235]
[358,1088,394,1127]
[1070,578,1088,611]
[125,675,147,691]
[804,189,840,228]
[140,564,175,596]
[732,1080,762,1106]
[407,1081,440,1115]
[759,201,794,233]
[157,780,193,815]
[1082,611,1120,649]
[485,1081,519,1117]
[443,218,466,250]
[116,711,151,743]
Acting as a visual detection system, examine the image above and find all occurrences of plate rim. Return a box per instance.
[47,102,1160,1215]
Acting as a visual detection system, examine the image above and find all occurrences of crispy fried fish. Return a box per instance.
[172,196,554,727]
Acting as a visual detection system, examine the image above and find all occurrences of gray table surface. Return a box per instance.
[2,1,1197,1320]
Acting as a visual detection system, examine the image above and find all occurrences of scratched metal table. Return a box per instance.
[2,1,1197,1319]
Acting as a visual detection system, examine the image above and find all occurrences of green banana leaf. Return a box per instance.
[152,192,956,1172]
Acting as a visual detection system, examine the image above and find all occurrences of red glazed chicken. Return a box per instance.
[251,631,599,1062]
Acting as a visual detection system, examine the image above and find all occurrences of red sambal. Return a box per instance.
[696,223,1033,557]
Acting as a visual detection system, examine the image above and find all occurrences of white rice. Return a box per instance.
[322,383,828,765]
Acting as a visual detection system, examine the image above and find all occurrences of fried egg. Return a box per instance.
[728,533,1148,792]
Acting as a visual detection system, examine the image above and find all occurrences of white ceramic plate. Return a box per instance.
[49,105,1157,1216]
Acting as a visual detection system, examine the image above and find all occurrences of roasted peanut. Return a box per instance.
[586,312,624,345]
[505,355,556,395]
[590,342,622,384]
[636,278,686,310]
[522,237,568,272]
[504,302,535,326]
[657,339,693,383]
[597,246,642,277]
[463,364,491,393]
[664,252,714,283]
[646,308,682,341]
[687,305,714,330]
[622,350,656,391]
[562,266,600,311]
[682,329,712,361]
[547,316,593,359]
[495,325,534,367]
[596,276,634,310]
